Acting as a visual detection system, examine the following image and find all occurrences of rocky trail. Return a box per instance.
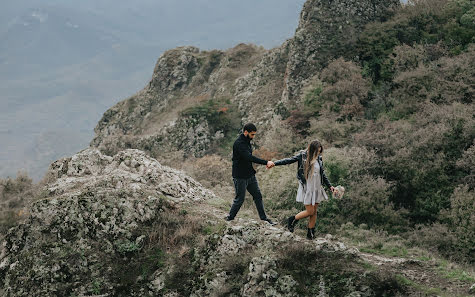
[191,200,475,297]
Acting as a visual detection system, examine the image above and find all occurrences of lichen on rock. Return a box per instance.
[0,148,215,296]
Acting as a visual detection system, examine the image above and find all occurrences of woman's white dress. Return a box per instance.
[296,161,328,205]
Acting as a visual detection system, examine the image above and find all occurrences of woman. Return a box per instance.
[273,140,334,239]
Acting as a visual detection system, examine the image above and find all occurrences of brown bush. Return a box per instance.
[285,109,312,135]
[185,154,232,188]
[407,222,457,259]
[308,116,365,147]
[320,58,364,84]
[319,58,370,119]
[261,117,307,156]
[0,172,36,239]
[323,146,381,182]
[390,45,474,118]
[354,101,475,223]
[338,175,409,233]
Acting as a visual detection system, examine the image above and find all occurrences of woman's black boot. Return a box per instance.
[306,228,314,240]
[287,216,297,232]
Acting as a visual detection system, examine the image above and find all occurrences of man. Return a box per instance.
[226,123,275,225]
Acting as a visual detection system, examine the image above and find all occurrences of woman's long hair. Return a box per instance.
[304,140,323,179]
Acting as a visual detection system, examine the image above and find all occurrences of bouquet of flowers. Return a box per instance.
[333,185,345,199]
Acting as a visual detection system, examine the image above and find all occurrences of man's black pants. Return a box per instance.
[228,175,267,220]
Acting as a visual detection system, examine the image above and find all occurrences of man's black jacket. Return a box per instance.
[274,150,332,188]
[232,134,267,178]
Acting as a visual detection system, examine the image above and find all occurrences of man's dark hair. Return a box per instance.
[243,123,257,133]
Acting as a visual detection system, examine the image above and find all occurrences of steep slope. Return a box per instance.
[91,0,399,160]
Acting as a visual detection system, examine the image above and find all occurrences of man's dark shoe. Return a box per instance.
[262,218,276,225]
[225,216,234,221]
[287,216,296,232]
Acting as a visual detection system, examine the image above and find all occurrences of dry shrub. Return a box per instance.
[390,45,474,117]
[314,147,411,233]
[391,64,433,115]
[320,58,364,84]
[323,147,380,184]
[226,43,266,70]
[358,102,475,171]
[407,223,458,260]
[308,116,365,147]
[146,207,205,253]
[355,102,475,222]
[261,116,307,156]
[285,109,312,135]
[339,175,409,232]
[319,58,370,119]
[0,172,36,238]
[184,154,232,188]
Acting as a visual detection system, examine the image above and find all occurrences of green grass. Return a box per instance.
[360,261,377,271]
[437,259,475,282]
[416,255,432,262]
[202,222,226,236]
[116,240,141,254]
[359,245,409,258]
[395,274,443,296]
[92,279,102,295]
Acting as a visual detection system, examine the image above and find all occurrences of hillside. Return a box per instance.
[1,0,474,296]
[1,148,473,296]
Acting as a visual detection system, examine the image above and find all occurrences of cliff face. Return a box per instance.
[90,0,399,160]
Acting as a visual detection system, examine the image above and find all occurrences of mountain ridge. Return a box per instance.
[1,0,474,295]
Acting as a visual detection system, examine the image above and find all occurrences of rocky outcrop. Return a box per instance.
[0,148,214,296]
[91,44,265,158]
[185,218,406,297]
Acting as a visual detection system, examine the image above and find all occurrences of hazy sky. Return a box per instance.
[0,0,306,180]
